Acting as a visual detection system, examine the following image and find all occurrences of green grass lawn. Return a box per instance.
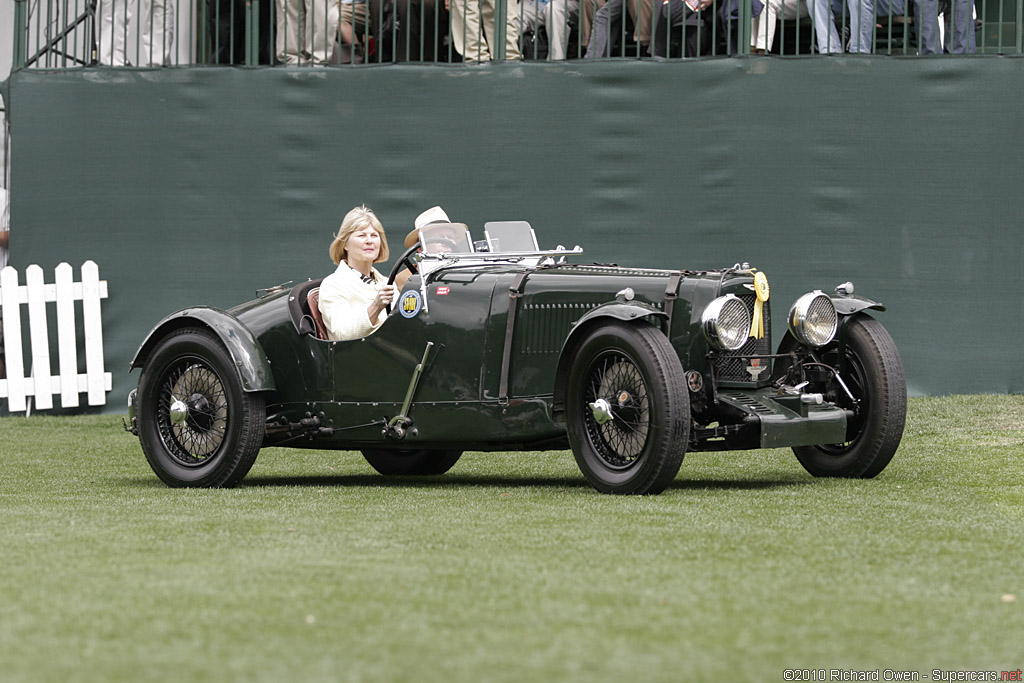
[2,395,1023,682]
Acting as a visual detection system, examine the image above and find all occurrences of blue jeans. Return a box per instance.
[846,0,876,52]
[804,0,844,52]
[916,0,976,53]
[846,0,908,53]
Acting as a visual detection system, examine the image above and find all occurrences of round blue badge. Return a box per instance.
[399,290,422,318]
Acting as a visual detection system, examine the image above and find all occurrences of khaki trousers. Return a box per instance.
[579,0,651,48]
[450,0,523,61]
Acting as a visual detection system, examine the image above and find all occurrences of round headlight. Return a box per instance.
[702,294,751,351]
[788,291,838,348]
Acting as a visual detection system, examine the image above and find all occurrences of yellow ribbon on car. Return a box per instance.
[750,271,770,339]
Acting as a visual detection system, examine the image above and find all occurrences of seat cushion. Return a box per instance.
[307,287,329,340]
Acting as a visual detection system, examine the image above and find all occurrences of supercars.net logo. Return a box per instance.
[400,290,422,318]
[783,670,1023,682]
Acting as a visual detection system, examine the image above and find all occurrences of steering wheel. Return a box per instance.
[423,236,457,254]
[385,243,422,315]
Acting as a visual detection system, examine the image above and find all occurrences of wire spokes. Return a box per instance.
[156,359,229,465]
[583,352,650,468]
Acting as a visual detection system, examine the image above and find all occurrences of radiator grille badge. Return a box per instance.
[746,358,767,380]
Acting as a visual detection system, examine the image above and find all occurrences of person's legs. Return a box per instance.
[914,0,940,53]
[477,0,523,59]
[943,0,975,53]
[651,0,688,57]
[628,0,652,47]
[751,0,777,52]
[140,0,155,65]
[545,0,579,59]
[846,0,874,52]
[479,0,496,57]
[505,0,524,57]
[396,0,442,61]
[417,0,442,60]
[451,0,488,60]
[140,0,176,65]
[585,0,623,57]
[277,0,304,62]
[97,0,131,64]
[516,0,541,36]
[339,3,359,46]
[307,0,340,62]
[339,1,369,62]
[804,0,842,52]
[208,0,233,63]
[580,0,609,54]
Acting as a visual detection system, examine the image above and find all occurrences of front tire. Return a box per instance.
[137,327,265,488]
[566,323,689,495]
[361,449,463,475]
[793,315,906,478]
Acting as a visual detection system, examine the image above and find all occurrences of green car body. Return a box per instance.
[127,225,905,494]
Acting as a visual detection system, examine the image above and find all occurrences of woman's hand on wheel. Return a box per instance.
[377,284,396,307]
[369,284,397,320]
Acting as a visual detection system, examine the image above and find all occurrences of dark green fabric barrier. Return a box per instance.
[5,60,1023,411]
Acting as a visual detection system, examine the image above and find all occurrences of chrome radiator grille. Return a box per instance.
[713,295,772,383]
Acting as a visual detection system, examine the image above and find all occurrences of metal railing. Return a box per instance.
[11,0,1024,67]
[1,103,8,192]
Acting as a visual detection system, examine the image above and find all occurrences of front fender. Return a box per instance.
[831,293,886,316]
[129,307,275,392]
[772,292,887,383]
[574,301,668,329]
[831,294,887,359]
[550,302,668,421]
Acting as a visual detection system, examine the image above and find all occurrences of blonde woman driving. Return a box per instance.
[318,205,396,341]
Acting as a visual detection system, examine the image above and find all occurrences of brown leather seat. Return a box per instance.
[306,287,329,340]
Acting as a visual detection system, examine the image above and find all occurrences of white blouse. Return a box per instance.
[318,261,387,341]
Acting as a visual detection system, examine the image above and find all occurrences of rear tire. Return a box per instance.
[793,315,906,478]
[137,327,265,488]
[566,322,689,495]
[361,449,463,475]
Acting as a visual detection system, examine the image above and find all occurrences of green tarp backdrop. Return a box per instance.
[4,59,1023,411]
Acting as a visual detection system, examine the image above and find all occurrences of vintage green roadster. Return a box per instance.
[125,221,906,494]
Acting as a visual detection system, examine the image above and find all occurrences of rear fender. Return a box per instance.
[129,307,275,392]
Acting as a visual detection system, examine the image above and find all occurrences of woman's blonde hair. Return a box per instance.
[329,205,390,265]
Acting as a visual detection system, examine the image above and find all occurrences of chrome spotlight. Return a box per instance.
[702,294,751,351]
[788,291,838,348]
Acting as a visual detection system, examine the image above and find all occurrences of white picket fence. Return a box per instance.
[0,261,112,413]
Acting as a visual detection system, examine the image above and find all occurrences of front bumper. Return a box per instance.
[704,389,848,450]
[123,389,138,436]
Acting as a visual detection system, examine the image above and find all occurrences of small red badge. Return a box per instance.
[436,286,450,296]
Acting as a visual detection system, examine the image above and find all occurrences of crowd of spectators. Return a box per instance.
[87,0,979,66]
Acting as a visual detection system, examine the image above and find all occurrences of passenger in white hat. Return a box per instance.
[404,206,451,248]
[394,206,461,289]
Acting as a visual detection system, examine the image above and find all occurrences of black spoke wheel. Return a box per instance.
[361,449,463,475]
[566,323,689,495]
[794,315,906,478]
[137,327,265,488]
